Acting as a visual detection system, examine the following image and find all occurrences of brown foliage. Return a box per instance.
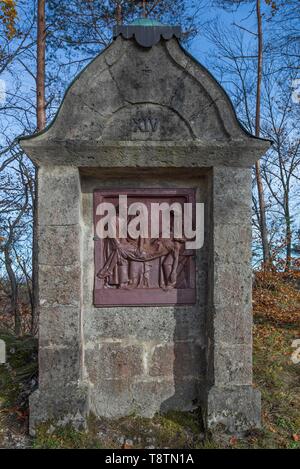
[0,294,32,335]
[253,270,300,326]
[0,0,17,39]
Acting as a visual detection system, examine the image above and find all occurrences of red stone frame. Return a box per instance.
[93,189,196,306]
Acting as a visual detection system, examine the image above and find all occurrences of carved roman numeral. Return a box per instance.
[132,116,159,133]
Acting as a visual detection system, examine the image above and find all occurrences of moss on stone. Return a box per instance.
[32,410,204,449]
[33,422,103,449]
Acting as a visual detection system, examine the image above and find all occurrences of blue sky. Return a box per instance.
[190,2,260,58]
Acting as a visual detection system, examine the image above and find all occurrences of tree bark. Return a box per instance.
[142,1,147,17]
[4,250,21,336]
[32,0,46,335]
[116,2,122,24]
[284,193,292,271]
[255,0,271,268]
[37,0,46,131]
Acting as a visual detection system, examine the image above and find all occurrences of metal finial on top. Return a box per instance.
[113,17,182,48]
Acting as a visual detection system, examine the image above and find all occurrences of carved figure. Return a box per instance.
[97,234,187,291]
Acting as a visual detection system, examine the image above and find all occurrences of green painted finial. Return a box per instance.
[130,18,166,27]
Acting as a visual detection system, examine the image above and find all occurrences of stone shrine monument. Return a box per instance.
[20,19,270,434]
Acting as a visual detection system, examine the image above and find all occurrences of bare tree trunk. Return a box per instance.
[4,250,21,336]
[32,0,46,335]
[255,0,271,268]
[116,2,122,24]
[18,256,34,314]
[142,0,147,17]
[37,0,46,131]
[284,194,292,271]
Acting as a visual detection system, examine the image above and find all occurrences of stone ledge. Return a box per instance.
[20,140,270,168]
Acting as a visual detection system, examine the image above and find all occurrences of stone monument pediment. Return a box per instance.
[19,34,270,166]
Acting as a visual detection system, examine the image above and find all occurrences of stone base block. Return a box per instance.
[29,384,89,436]
[204,385,261,434]
[89,378,201,419]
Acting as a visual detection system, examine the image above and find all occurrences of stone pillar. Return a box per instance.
[205,166,261,433]
[29,166,88,434]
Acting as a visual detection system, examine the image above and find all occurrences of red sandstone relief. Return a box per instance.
[93,189,196,306]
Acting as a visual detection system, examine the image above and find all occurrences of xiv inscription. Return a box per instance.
[132,115,159,133]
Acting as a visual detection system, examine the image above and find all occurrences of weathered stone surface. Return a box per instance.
[39,263,81,306]
[203,163,259,432]
[149,342,206,378]
[206,386,261,433]
[19,39,270,167]
[86,343,144,382]
[21,141,270,168]
[38,166,81,226]
[89,379,174,418]
[159,378,202,413]
[213,262,252,307]
[165,40,243,141]
[214,344,253,386]
[212,304,252,345]
[84,307,204,343]
[214,224,252,265]
[89,377,201,418]
[148,344,175,377]
[213,168,252,225]
[38,225,80,266]
[29,385,89,436]
[38,345,81,389]
[39,306,80,347]
[102,103,193,140]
